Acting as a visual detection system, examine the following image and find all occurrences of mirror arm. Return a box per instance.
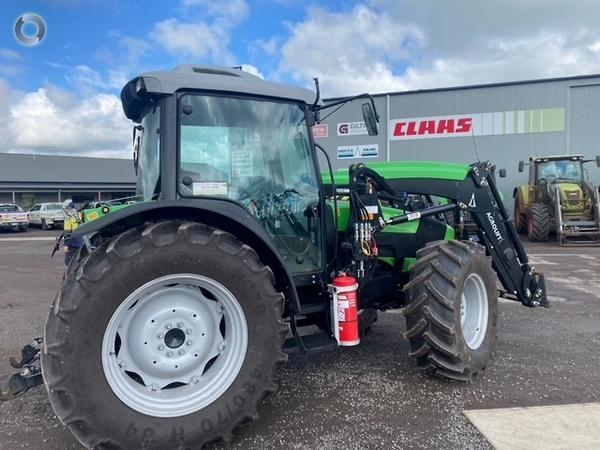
[316,93,380,121]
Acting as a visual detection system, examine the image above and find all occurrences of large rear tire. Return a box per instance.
[527,203,551,242]
[514,198,527,234]
[403,240,498,381]
[42,221,287,449]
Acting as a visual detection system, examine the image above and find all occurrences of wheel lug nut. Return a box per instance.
[158,345,164,351]
[186,328,192,335]
[165,323,172,329]
[157,333,164,339]
[179,349,185,355]
[186,340,193,346]
[177,322,184,328]
[167,351,173,357]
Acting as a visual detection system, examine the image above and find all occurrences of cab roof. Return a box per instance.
[131,64,317,105]
[530,155,584,162]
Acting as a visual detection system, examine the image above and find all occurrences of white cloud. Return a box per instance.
[250,37,279,57]
[0,49,23,60]
[152,19,230,63]
[152,0,248,66]
[277,2,600,96]
[0,79,131,158]
[279,5,423,96]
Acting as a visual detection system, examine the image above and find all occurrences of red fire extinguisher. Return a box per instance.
[331,274,360,346]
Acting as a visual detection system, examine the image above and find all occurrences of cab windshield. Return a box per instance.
[536,160,583,183]
[178,94,322,273]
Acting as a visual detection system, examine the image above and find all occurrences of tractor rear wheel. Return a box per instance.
[403,240,498,381]
[42,221,287,449]
[527,203,550,242]
[514,198,527,234]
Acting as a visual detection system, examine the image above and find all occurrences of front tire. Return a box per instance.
[42,221,288,448]
[403,240,498,381]
[527,203,550,242]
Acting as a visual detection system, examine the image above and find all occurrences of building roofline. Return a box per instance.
[0,152,131,162]
[324,73,600,101]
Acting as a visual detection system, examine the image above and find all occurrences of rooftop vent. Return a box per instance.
[174,65,241,77]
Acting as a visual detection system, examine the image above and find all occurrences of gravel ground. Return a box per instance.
[0,230,599,449]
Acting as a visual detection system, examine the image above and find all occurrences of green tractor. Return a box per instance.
[2,65,547,448]
[514,155,600,245]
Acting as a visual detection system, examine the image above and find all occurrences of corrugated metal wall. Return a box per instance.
[316,76,600,217]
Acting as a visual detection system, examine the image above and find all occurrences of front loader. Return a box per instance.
[514,154,600,245]
[2,65,547,449]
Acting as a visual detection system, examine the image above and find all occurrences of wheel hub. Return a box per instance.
[164,328,185,349]
[102,274,248,418]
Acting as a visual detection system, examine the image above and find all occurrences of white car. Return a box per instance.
[28,203,65,230]
[0,204,29,231]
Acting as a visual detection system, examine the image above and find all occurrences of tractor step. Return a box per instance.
[283,331,338,354]
[559,237,600,246]
[563,220,599,228]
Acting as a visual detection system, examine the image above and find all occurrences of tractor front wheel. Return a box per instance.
[527,203,550,242]
[403,240,498,381]
[42,221,287,448]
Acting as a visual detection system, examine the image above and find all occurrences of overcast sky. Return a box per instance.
[2,0,600,158]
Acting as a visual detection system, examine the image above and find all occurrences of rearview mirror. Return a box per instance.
[596,155,600,167]
[499,168,507,178]
[362,103,379,136]
[132,125,143,175]
[518,160,525,172]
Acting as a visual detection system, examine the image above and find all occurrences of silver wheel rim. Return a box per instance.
[101,273,248,418]
[460,273,488,350]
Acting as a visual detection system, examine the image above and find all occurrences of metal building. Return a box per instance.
[0,153,136,209]
[314,74,600,214]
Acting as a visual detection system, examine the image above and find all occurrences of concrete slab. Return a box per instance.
[464,403,600,450]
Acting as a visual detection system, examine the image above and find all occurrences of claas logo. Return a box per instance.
[393,118,472,137]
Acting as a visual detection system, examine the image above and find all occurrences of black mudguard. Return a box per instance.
[72,199,301,312]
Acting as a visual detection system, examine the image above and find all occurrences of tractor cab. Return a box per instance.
[524,155,585,186]
[126,65,378,277]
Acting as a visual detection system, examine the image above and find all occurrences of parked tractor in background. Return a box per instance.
[514,155,600,245]
[2,65,548,449]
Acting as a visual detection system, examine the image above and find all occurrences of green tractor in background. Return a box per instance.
[514,155,600,245]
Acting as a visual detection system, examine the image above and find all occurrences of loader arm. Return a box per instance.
[331,161,548,307]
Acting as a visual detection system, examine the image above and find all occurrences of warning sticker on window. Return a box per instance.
[231,150,253,177]
[192,182,228,196]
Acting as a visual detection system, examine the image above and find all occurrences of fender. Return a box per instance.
[72,199,301,313]
[513,185,529,207]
